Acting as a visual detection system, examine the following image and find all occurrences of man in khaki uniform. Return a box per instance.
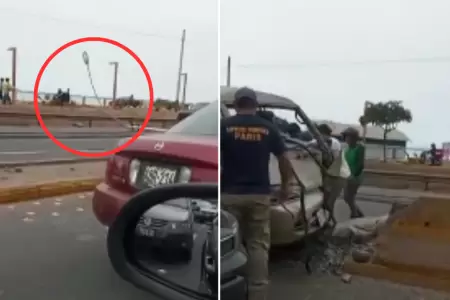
[221,87,292,300]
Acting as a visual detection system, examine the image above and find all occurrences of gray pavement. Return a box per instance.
[269,272,450,300]
[0,191,449,300]
[0,137,121,162]
[0,193,157,300]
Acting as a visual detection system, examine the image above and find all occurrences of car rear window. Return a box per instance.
[167,101,218,136]
[165,198,189,209]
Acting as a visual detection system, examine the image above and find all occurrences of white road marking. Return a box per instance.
[33,201,41,205]
[76,207,84,212]
[54,202,62,206]
[51,212,60,217]
[79,149,109,153]
[22,217,34,223]
[0,151,45,155]
[0,149,107,155]
[26,212,36,216]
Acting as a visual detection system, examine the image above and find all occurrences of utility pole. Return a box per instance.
[175,29,186,104]
[362,101,369,144]
[181,72,188,105]
[109,61,119,103]
[226,56,231,86]
[7,47,17,103]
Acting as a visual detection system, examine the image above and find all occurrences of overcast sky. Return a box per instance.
[1,1,448,147]
[0,0,217,104]
[221,0,450,148]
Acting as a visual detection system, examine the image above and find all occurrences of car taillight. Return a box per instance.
[105,154,130,188]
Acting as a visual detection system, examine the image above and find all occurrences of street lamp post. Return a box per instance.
[7,47,17,103]
[180,72,188,105]
[362,101,369,144]
[109,61,119,104]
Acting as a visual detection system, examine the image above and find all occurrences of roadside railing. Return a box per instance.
[14,89,150,107]
[364,169,450,192]
[0,109,177,128]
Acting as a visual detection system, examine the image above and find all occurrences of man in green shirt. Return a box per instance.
[343,127,365,218]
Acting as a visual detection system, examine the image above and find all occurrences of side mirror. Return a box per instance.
[107,183,247,300]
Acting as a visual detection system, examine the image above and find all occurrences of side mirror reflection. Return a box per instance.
[107,183,247,300]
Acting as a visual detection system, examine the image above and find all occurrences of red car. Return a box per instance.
[92,101,218,226]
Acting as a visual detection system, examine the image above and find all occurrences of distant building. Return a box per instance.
[316,120,408,160]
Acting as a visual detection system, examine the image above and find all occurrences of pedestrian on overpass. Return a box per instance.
[221,87,292,300]
[342,127,365,218]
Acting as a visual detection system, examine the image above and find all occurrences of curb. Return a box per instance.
[0,157,108,168]
[0,177,102,204]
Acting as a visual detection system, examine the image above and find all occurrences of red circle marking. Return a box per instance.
[33,36,154,158]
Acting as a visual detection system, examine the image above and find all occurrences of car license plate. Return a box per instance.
[138,226,155,237]
[139,164,178,188]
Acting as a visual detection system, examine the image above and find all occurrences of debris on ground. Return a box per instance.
[331,215,388,243]
[340,273,352,283]
[72,122,85,127]
[271,213,392,279]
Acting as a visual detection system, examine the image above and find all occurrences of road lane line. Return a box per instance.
[0,151,45,155]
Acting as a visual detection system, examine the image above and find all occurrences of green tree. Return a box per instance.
[360,100,412,162]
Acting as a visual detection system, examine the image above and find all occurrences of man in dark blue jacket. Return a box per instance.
[221,87,292,300]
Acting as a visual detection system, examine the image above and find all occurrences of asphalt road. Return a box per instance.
[0,193,157,300]
[0,137,121,162]
[0,191,448,300]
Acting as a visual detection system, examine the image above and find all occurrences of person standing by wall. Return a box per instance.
[0,78,4,104]
[342,127,365,218]
[2,78,13,104]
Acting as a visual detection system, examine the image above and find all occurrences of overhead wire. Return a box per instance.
[0,6,213,44]
[232,56,450,70]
